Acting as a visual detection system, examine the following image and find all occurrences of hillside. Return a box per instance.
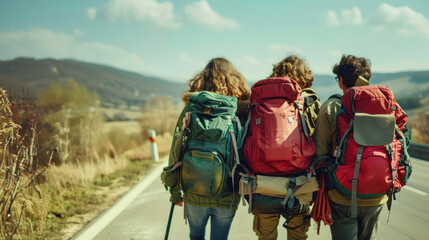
[312,71,429,102]
[0,57,185,107]
[1,57,428,110]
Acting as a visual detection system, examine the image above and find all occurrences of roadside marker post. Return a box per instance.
[148,129,160,161]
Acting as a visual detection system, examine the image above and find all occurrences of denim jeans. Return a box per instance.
[186,204,236,240]
[329,201,384,240]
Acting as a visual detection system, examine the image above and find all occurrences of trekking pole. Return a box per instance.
[164,202,175,240]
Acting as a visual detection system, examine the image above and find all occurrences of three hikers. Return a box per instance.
[162,54,411,240]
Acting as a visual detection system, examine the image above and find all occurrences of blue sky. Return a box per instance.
[1,0,429,83]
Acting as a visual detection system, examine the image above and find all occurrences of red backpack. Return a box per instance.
[328,85,411,217]
[243,77,315,175]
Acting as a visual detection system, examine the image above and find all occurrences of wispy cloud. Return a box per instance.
[269,44,303,55]
[241,55,261,66]
[232,55,271,82]
[367,3,429,38]
[328,50,342,58]
[184,0,240,30]
[0,28,155,74]
[86,7,97,21]
[74,29,84,36]
[325,7,362,26]
[86,0,181,29]
[325,4,429,39]
[325,11,339,26]
[343,7,363,25]
[178,53,205,67]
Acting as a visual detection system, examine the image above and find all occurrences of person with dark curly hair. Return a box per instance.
[314,54,386,240]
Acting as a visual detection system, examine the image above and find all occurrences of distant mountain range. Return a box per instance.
[311,71,429,102]
[0,58,185,107]
[1,57,428,107]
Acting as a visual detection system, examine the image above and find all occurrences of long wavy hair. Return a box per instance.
[271,55,314,89]
[185,58,250,100]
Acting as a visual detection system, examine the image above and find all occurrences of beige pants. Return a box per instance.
[253,213,310,240]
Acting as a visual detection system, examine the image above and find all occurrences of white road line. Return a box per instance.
[413,158,429,166]
[74,159,167,240]
[403,186,429,196]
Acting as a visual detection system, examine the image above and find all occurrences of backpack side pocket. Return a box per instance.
[161,162,182,188]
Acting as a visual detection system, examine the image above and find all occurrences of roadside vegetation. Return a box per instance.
[0,81,180,239]
[405,96,429,144]
[411,113,429,144]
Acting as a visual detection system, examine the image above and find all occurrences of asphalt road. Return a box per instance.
[73,157,429,240]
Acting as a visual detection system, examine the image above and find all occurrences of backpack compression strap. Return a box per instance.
[230,116,241,165]
[385,125,412,222]
[395,125,410,160]
[294,101,309,141]
[229,116,242,211]
[241,106,253,146]
[385,143,395,222]
[335,118,359,218]
[351,145,364,218]
[237,165,254,213]
[335,120,354,164]
[282,177,297,209]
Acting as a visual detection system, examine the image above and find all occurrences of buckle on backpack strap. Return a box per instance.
[294,101,303,110]
[282,177,296,209]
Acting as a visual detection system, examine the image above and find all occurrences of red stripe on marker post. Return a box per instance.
[147,129,159,161]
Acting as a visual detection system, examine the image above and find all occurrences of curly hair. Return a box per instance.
[270,55,314,89]
[332,54,372,88]
[186,58,250,100]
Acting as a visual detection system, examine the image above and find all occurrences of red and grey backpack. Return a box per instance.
[327,85,412,217]
[243,77,315,176]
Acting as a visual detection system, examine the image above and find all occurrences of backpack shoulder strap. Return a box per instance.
[302,88,320,136]
[295,101,310,140]
[302,88,319,107]
[328,93,343,100]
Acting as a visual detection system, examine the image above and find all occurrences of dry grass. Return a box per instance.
[32,130,171,239]
[45,155,130,188]
[4,193,49,240]
[103,108,143,121]
[103,121,141,134]
[0,124,172,240]
[124,131,173,160]
[1,82,177,239]
[411,113,429,144]
[140,97,182,141]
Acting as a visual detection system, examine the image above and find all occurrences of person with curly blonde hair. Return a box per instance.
[271,55,315,89]
[250,55,320,240]
[164,57,250,240]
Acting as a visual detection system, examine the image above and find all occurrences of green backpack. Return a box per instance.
[180,91,243,198]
